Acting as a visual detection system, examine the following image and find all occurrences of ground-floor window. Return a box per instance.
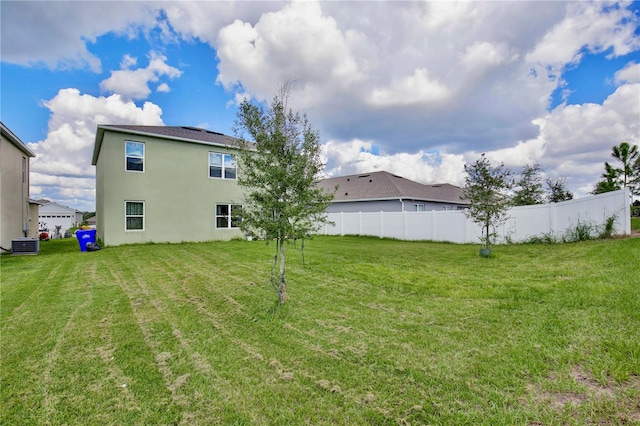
[414,204,425,212]
[216,204,242,228]
[125,201,145,231]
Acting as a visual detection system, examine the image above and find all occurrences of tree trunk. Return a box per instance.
[278,236,287,305]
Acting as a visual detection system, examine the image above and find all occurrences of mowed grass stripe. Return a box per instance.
[1,236,639,425]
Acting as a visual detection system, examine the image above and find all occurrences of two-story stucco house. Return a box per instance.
[91,125,246,246]
[0,122,40,251]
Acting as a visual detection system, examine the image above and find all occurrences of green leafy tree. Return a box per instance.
[632,156,640,196]
[512,163,545,206]
[592,162,621,194]
[233,83,334,305]
[462,154,514,250]
[611,142,638,189]
[546,177,574,202]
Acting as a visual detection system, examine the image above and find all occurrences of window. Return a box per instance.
[125,201,145,231]
[216,204,242,228]
[415,204,425,212]
[125,141,144,172]
[209,153,236,179]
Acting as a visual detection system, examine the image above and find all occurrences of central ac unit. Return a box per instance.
[12,238,40,255]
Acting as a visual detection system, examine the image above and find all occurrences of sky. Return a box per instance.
[1,1,639,212]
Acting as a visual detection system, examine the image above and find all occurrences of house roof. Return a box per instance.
[1,121,36,157]
[317,170,468,205]
[92,125,243,165]
[38,200,81,214]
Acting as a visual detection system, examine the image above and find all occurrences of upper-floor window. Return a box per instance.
[125,141,144,172]
[209,153,236,179]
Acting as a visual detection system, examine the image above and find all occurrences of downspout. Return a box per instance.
[22,156,27,236]
[399,198,405,212]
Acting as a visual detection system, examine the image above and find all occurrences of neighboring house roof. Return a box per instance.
[86,215,96,225]
[317,170,469,205]
[92,125,242,165]
[38,200,81,214]
[1,121,36,157]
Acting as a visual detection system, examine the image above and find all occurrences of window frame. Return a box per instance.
[215,203,242,229]
[125,201,145,231]
[125,141,145,172]
[208,152,237,180]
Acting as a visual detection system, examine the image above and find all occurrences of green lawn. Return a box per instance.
[2,236,639,425]
[632,216,640,231]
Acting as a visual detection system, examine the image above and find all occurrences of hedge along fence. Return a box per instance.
[319,188,632,244]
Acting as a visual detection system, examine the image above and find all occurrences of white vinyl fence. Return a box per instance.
[319,188,632,244]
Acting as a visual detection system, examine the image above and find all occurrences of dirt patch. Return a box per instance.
[525,365,640,423]
[570,365,616,398]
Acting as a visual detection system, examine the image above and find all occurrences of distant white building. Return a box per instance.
[38,200,83,237]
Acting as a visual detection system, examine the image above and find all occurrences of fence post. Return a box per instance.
[549,203,556,238]
[380,211,384,238]
[431,210,437,241]
[404,211,408,239]
[340,211,344,236]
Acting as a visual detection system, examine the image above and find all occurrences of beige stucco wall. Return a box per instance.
[95,131,245,246]
[0,135,33,249]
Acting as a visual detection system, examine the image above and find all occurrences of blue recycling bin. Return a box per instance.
[76,229,97,252]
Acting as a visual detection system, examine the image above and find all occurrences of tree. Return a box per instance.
[611,142,638,189]
[632,156,640,196]
[462,154,514,251]
[233,83,334,305]
[546,177,574,202]
[592,162,621,195]
[512,163,545,206]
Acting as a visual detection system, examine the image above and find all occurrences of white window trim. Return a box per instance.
[215,203,242,229]
[208,152,237,180]
[125,140,145,173]
[125,201,145,232]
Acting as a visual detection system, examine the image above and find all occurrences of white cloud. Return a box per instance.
[368,68,450,106]
[162,1,286,45]
[614,61,640,84]
[99,51,182,101]
[27,88,164,210]
[478,82,640,196]
[322,139,467,187]
[0,1,160,72]
[157,83,171,93]
[216,1,363,102]
[461,41,518,71]
[526,2,640,78]
[4,1,639,208]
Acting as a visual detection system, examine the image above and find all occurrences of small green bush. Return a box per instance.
[563,220,596,242]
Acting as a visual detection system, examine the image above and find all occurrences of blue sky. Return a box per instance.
[1,1,639,211]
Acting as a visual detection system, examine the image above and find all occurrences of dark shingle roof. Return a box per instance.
[317,171,468,205]
[101,125,238,145]
[92,125,243,165]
